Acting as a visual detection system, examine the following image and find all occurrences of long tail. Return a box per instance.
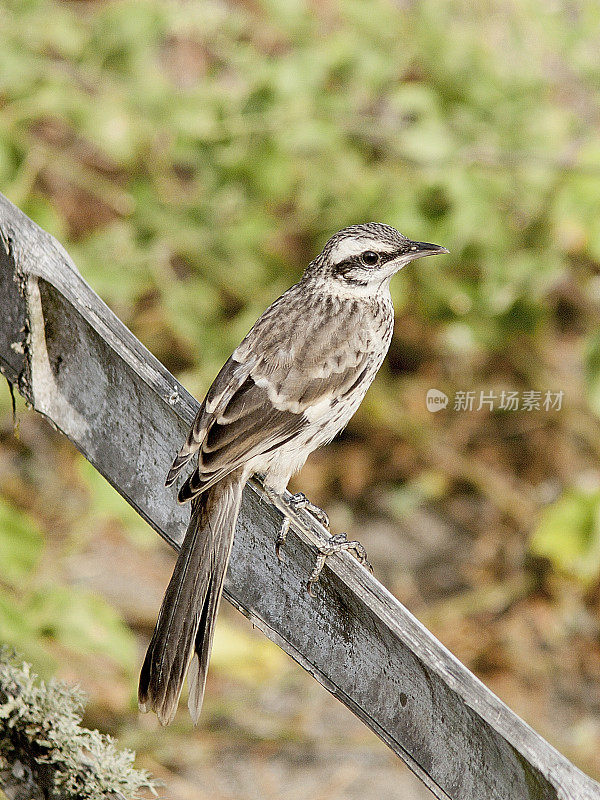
[138,469,245,725]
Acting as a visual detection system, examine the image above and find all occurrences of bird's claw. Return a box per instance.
[288,492,330,528]
[306,532,372,596]
[273,492,329,561]
[268,491,370,594]
[275,518,289,561]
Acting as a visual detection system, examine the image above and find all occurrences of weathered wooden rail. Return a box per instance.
[1,191,599,800]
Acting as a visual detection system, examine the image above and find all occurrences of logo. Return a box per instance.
[426,389,449,412]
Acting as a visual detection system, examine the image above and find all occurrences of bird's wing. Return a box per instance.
[165,356,254,487]
[167,286,377,503]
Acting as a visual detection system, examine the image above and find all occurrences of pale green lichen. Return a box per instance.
[0,649,156,799]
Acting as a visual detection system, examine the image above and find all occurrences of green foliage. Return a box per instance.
[210,618,287,684]
[27,587,136,670]
[0,650,155,798]
[1,0,599,389]
[530,488,600,586]
[0,497,137,677]
[0,500,43,588]
[584,332,600,417]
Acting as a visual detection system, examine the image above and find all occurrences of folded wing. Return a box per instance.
[166,287,376,503]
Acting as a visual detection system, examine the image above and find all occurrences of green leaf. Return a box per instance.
[0,498,44,587]
[584,332,600,417]
[27,586,136,670]
[530,488,600,585]
[210,619,286,684]
[0,591,56,674]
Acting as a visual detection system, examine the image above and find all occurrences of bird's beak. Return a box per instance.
[405,241,449,261]
[385,240,449,282]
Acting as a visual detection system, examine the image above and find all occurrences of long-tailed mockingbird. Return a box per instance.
[139,223,448,725]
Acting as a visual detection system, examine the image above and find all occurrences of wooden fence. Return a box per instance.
[1,191,599,800]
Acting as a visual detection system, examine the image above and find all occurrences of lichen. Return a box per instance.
[0,648,157,799]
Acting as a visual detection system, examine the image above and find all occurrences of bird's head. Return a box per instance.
[306,223,448,292]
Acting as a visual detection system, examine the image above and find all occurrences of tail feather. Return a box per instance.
[187,579,220,722]
[187,514,235,723]
[139,470,244,725]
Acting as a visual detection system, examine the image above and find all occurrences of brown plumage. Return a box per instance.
[139,472,243,724]
[139,223,448,724]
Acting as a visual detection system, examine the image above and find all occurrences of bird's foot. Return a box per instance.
[287,492,330,528]
[275,517,289,561]
[264,486,371,592]
[268,491,330,561]
[307,533,373,597]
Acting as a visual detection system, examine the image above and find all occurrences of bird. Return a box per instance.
[138,223,448,726]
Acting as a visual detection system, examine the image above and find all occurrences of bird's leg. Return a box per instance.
[275,517,289,561]
[278,493,330,559]
[307,533,373,597]
[262,484,371,591]
[261,486,293,560]
[262,487,330,561]
[287,492,329,528]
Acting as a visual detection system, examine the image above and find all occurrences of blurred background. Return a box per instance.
[2,0,600,797]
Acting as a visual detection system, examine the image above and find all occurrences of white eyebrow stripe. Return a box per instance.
[329,237,397,263]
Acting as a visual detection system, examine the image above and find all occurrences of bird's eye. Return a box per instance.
[360,250,379,267]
